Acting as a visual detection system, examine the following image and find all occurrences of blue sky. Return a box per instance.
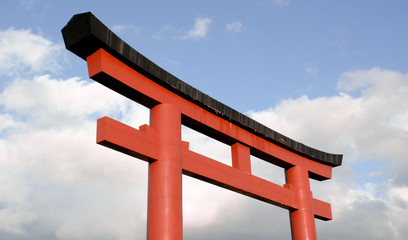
[3,0,407,110]
[1,0,408,239]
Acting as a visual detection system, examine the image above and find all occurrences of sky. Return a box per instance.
[1,0,408,239]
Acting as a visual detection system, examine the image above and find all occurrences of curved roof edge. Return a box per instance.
[62,12,342,167]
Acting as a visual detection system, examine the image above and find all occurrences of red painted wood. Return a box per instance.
[231,142,252,173]
[147,104,183,240]
[286,165,317,240]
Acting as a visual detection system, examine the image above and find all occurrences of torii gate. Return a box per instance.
[62,12,342,240]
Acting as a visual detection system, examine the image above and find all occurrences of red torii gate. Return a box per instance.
[62,12,342,240]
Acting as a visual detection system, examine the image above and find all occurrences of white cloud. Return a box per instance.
[0,28,64,76]
[152,24,181,40]
[226,22,243,33]
[248,67,408,238]
[112,24,130,33]
[183,17,212,39]
[153,17,212,40]
[0,74,151,238]
[0,75,130,128]
[0,208,36,234]
[249,68,408,163]
[111,24,140,35]
[0,113,23,133]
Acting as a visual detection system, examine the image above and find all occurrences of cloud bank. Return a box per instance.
[0,28,63,76]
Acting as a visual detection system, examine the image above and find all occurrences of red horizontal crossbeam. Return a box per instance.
[96,116,332,221]
[97,117,159,162]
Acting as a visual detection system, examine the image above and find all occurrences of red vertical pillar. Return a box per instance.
[286,165,317,240]
[147,103,183,240]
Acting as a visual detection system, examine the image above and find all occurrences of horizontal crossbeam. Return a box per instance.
[97,116,332,220]
[97,117,159,162]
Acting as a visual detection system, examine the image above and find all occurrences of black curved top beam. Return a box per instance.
[62,12,342,167]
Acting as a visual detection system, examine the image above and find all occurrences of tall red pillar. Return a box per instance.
[147,103,183,240]
[286,165,317,240]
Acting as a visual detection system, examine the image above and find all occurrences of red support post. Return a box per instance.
[147,103,183,240]
[286,165,317,240]
[231,142,251,174]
